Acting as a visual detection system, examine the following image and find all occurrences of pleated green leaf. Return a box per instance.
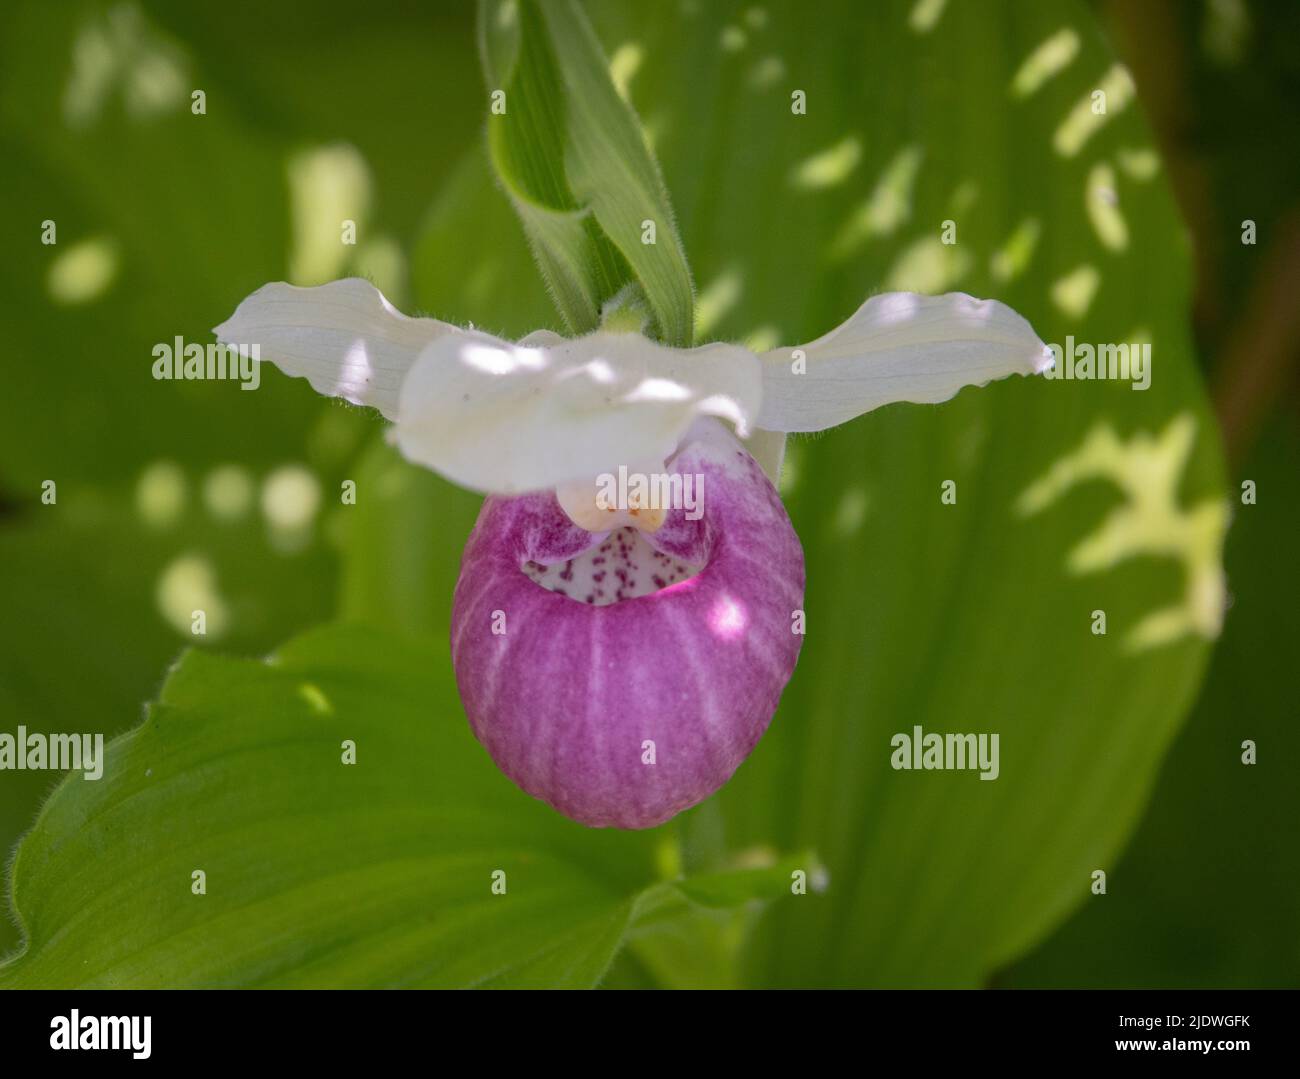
[479,0,694,344]
[0,625,807,988]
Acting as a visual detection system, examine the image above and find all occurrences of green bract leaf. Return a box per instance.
[478,0,694,344]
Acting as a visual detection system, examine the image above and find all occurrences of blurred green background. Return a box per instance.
[0,0,1295,987]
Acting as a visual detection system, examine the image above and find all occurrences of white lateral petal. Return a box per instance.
[213,278,458,420]
[758,292,1053,432]
[394,331,763,494]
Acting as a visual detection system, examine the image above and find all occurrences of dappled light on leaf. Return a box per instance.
[1018,415,1229,651]
[1050,264,1101,318]
[46,236,119,305]
[1010,28,1080,99]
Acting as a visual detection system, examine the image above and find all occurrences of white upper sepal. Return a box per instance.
[757,291,1054,432]
[212,278,458,420]
[393,330,763,495]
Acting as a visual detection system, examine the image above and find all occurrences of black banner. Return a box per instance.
[0,988,1292,1066]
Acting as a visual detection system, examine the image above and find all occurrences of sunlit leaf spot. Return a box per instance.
[156,554,229,639]
[720,25,747,52]
[990,218,1041,282]
[884,236,970,292]
[790,135,862,191]
[62,2,188,128]
[1086,163,1129,251]
[261,465,321,553]
[743,324,781,353]
[46,237,119,305]
[1053,65,1136,157]
[1018,415,1228,652]
[831,145,924,257]
[747,55,785,90]
[1050,264,1100,318]
[1010,28,1080,99]
[287,143,373,286]
[203,465,254,521]
[694,269,743,338]
[135,460,186,528]
[298,682,334,717]
[908,0,948,34]
[609,42,644,98]
[1117,146,1160,181]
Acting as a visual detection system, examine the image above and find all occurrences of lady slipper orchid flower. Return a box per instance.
[216,277,1051,828]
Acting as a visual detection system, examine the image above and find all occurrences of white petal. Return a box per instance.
[213,278,458,420]
[393,331,762,494]
[757,292,1053,432]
